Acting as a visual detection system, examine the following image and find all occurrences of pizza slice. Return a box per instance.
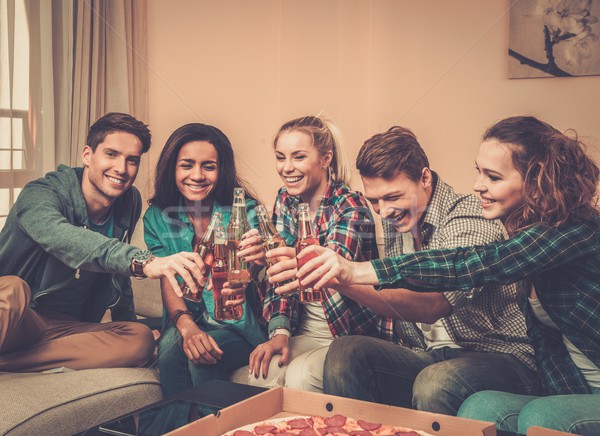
[224,414,432,436]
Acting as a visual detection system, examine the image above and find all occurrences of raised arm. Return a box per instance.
[373,223,597,291]
[142,206,207,297]
[298,222,598,294]
[16,179,138,275]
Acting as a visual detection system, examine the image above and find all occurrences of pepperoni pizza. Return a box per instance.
[224,414,433,436]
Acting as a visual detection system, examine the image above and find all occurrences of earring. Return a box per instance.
[324,166,333,181]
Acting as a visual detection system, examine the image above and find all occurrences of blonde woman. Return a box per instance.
[239,115,394,392]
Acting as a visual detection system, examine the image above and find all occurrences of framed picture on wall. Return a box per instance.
[509,0,600,78]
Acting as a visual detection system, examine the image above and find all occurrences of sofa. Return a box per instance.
[0,223,249,436]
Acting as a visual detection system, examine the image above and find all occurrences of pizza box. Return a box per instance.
[168,386,497,435]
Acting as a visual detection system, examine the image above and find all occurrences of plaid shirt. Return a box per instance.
[382,174,535,371]
[373,216,600,394]
[260,179,396,342]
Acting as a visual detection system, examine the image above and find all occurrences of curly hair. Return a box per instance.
[483,116,599,234]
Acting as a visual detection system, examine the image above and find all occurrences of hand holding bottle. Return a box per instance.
[294,203,324,303]
[143,252,206,298]
[181,211,223,302]
[237,228,267,266]
[295,245,375,289]
[221,280,247,307]
[266,246,300,295]
[213,214,243,321]
[255,204,297,291]
[227,188,251,285]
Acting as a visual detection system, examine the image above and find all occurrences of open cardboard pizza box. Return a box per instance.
[169,387,498,435]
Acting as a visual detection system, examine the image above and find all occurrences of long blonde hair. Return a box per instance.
[273,115,351,186]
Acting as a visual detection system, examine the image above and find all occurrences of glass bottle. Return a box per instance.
[295,202,324,303]
[213,220,243,321]
[182,211,222,302]
[255,204,296,291]
[227,188,251,285]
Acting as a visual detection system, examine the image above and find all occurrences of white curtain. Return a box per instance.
[53,0,149,167]
[0,0,42,192]
[0,0,148,191]
[1,0,148,229]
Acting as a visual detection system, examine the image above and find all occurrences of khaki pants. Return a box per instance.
[247,334,332,392]
[0,276,155,372]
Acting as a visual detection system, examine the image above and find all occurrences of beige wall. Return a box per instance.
[146,0,600,207]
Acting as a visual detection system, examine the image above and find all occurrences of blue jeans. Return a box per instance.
[323,336,541,415]
[458,389,600,435]
[141,321,254,434]
[158,322,254,397]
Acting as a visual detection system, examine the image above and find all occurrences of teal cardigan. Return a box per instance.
[143,197,266,347]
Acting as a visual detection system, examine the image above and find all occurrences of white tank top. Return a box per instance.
[529,295,600,388]
[296,302,334,344]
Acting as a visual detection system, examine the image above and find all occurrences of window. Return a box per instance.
[0,0,32,228]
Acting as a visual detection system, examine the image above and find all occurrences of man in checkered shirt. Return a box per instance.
[322,126,541,415]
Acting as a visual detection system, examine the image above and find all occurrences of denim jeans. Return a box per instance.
[140,321,255,435]
[458,389,600,435]
[323,335,542,415]
[158,322,255,397]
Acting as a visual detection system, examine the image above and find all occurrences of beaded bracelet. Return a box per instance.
[171,309,192,325]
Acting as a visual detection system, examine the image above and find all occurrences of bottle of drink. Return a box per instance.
[213,219,243,321]
[255,204,296,291]
[295,202,324,303]
[195,211,222,271]
[182,211,222,302]
[227,188,251,285]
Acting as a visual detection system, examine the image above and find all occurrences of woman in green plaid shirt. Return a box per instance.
[293,116,600,435]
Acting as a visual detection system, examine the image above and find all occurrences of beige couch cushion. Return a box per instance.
[131,221,164,319]
[0,368,161,436]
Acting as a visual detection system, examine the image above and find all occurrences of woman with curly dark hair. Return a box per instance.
[290,116,600,435]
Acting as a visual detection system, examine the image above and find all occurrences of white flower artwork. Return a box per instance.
[509,0,600,78]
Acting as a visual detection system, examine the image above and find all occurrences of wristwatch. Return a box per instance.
[269,328,291,340]
[131,250,154,279]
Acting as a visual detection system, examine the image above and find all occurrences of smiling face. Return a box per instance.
[275,130,332,203]
[474,139,525,221]
[81,131,142,206]
[362,169,432,234]
[175,141,219,206]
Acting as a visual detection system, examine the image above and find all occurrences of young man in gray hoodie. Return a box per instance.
[0,112,206,372]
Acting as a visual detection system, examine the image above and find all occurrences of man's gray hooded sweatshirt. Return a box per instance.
[0,165,142,322]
